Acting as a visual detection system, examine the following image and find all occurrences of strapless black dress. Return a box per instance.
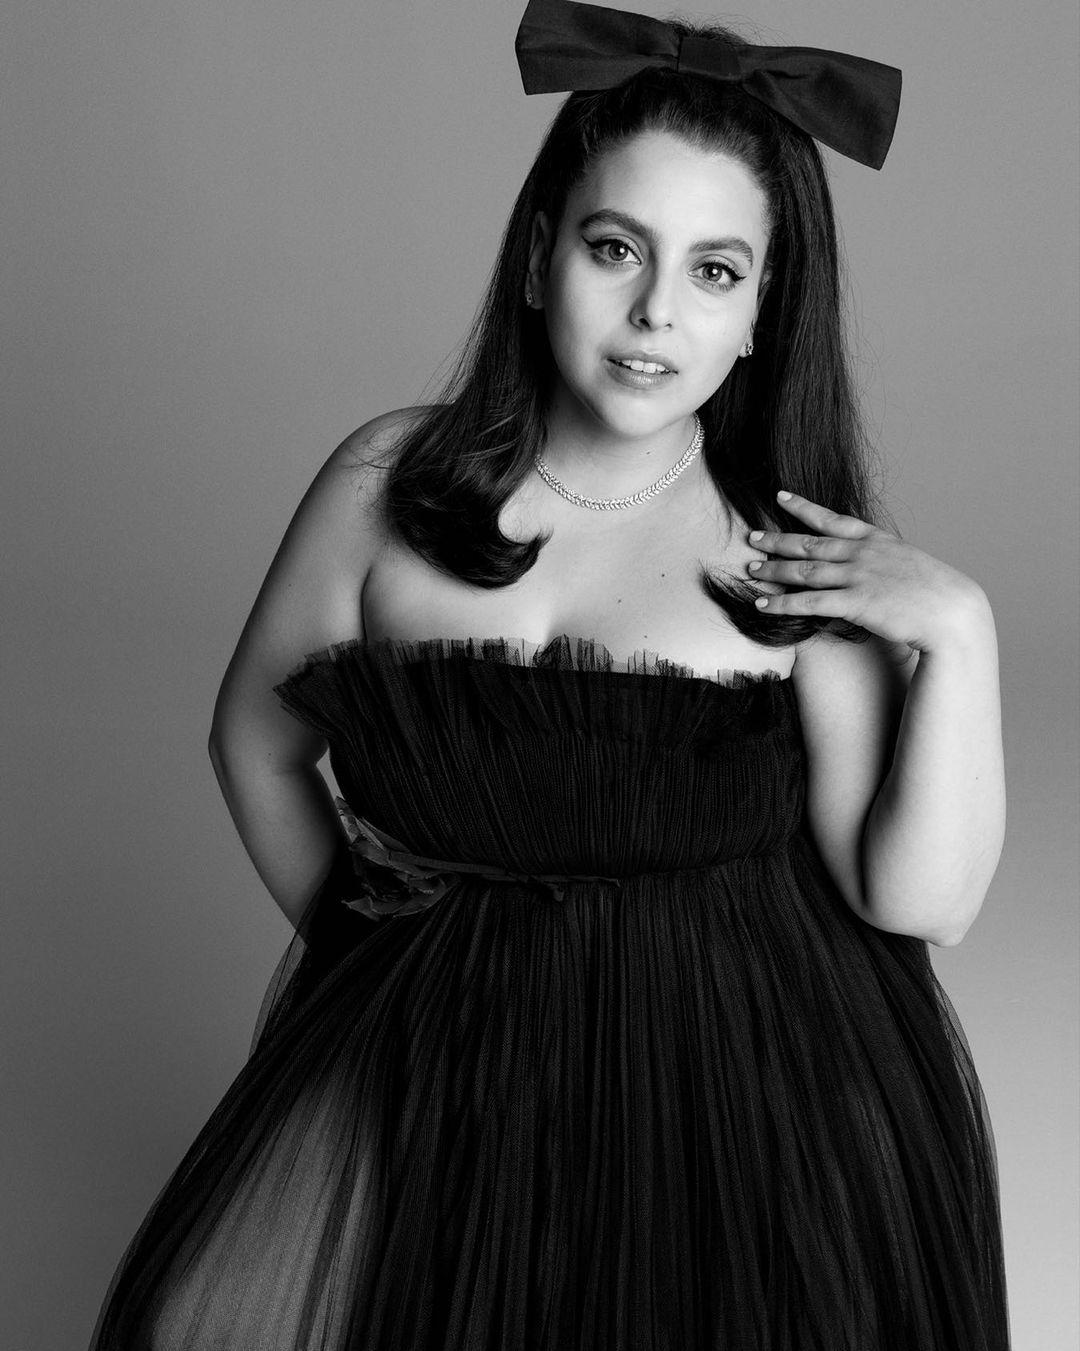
[87,634,1011,1350]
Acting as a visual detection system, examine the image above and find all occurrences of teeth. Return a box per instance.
[617,358,669,374]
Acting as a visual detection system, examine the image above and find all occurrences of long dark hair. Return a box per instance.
[364,20,894,647]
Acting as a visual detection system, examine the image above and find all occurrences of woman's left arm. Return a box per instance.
[747,492,1006,947]
[860,591,1004,945]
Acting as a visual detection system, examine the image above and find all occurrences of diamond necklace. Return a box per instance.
[532,414,704,511]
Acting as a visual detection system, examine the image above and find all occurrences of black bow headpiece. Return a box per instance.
[515,0,901,170]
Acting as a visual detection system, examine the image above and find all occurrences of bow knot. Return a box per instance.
[677,34,738,83]
[515,0,901,170]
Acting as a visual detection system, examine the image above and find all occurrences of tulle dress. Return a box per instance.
[88,633,1011,1350]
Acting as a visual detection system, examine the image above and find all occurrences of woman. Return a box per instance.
[89,2,1011,1346]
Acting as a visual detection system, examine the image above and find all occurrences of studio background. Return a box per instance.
[3,2,1077,1347]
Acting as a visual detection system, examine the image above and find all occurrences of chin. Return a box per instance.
[556,374,698,441]
[599,400,697,439]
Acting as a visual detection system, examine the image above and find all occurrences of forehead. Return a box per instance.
[566,130,769,245]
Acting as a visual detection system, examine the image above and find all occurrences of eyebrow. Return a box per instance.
[578,208,755,268]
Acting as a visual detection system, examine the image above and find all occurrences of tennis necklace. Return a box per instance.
[533,414,704,511]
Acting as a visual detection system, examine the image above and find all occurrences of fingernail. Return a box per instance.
[777,490,792,501]
[748,530,763,542]
[755,596,769,608]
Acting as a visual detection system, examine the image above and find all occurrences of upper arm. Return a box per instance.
[791,626,918,918]
[208,407,424,769]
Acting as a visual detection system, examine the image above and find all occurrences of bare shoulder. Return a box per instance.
[208,406,432,764]
[322,405,432,524]
[274,405,433,572]
[335,405,432,478]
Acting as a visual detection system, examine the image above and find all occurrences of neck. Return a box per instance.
[539,396,700,499]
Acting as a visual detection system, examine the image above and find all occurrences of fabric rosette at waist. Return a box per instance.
[334,796,775,920]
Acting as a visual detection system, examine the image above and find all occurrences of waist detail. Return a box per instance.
[335,798,780,920]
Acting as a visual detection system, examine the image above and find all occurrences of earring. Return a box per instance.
[525,287,535,306]
[740,337,754,358]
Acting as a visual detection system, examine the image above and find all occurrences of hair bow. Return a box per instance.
[515,0,901,169]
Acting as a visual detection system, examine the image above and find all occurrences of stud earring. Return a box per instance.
[740,337,754,358]
[525,287,535,306]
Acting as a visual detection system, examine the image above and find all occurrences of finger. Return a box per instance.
[747,531,857,560]
[772,491,874,539]
[753,587,852,616]
[747,557,850,587]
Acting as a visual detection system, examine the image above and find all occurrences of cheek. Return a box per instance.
[693,315,748,367]
[544,273,602,358]
[686,318,751,395]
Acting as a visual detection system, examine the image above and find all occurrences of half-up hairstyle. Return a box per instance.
[363,18,895,646]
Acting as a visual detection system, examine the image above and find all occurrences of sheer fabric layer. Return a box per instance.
[88,634,1010,1350]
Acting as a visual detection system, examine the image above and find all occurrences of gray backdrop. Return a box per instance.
[3,2,1077,1347]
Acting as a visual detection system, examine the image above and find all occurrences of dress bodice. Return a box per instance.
[273,633,805,877]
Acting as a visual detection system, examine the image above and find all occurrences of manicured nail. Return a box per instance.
[748,530,763,542]
[755,596,769,608]
[777,490,792,501]
[747,561,761,571]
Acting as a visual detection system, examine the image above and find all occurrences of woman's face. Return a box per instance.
[529,129,771,447]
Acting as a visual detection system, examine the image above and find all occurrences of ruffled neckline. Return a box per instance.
[280,632,794,694]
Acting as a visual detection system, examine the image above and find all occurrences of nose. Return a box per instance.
[630,261,677,330]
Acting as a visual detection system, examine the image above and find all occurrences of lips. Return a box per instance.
[613,358,670,374]
[609,351,677,374]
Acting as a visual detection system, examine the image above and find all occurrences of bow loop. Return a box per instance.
[515,0,900,169]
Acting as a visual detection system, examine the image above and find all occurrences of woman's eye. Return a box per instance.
[586,237,637,266]
[585,239,743,291]
[695,260,742,290]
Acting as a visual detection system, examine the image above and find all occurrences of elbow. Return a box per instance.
[208,725,229,771]
[208,700,239,766]
[920,889,989,948]
[929,844,1003,948]
[928,922,969,948]
[860,839,1001,949]
[858,885,985,948]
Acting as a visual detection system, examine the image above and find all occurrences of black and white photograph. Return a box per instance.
[3,1,1077,1347]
